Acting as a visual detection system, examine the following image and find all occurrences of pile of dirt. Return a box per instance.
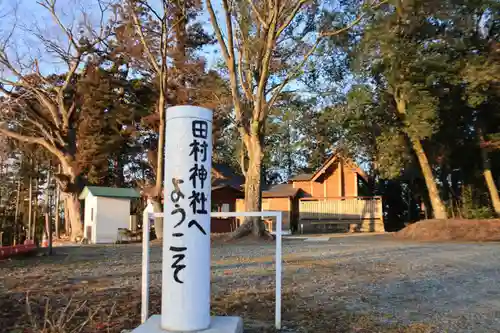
[395,219,500,242]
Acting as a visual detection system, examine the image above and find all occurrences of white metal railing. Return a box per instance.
[142,211,283,330]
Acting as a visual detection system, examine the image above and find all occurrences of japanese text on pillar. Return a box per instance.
[169,120,209,284]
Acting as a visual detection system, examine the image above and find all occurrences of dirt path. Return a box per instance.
[1,236,500,332]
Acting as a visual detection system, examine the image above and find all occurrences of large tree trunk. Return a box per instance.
[480,145,500,215]
[56,163,83,242]
[395,96,447,220]
[231,136,271,239]
[63,193,82,241]
[476,127,500,216]
[409,137,448,219]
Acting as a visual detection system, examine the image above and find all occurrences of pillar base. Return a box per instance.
[132,315,243,333]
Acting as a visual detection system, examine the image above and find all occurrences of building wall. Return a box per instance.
[311,181,324,197]
[292,161,358,198]
[211,218,238,233]
[344,168,358,197]
[235,197,292,233]
[83,194,97,242]
[325,165,340,197]
[292,181,313,196]
[264,197,291,232]
[211,187,242,233]
[95,197,131,243]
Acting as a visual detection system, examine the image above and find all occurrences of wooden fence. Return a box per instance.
[299,196,384,232]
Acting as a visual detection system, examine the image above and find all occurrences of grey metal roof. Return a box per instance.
[289,173,313,181]
[79,186,140,200]
[212,163,244,191]
[263,183,300,198]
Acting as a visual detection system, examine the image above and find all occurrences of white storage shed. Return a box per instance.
[79,186,140,244]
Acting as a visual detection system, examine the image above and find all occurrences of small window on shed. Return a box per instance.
[221,203,230,212]
[91,208,94,222]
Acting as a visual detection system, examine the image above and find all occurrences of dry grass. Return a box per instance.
[1,249,435,333]
[6,295,119,333]
[6,239,490,333]
[213,287,435,333]
[23,296,115,333]
[16,288,434,333]
[395,219,500,242]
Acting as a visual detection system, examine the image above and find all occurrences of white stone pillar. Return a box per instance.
[162,106,212,331]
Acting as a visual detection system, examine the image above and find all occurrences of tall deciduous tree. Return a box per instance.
[0,0,116,240]
[114,0,215,238]
[265,96,309,182]
[459,0,500,214]
[356,0,450,219]
[115,1,170,237]
[206,0,387,237]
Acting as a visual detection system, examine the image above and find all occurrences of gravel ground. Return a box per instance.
[1,235,500,332]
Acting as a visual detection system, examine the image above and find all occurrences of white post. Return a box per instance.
[141,201,152,323]
[162,106,212,331]
[275,213,282,330]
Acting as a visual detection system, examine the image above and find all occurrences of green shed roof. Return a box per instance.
[79,186,141,200]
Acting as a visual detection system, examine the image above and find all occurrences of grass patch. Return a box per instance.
[3,287,436,333]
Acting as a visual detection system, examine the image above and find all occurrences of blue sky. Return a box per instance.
[0,0,349,113]
[0,0,223,74]
[0,0,365,178]
[0,0,333,95]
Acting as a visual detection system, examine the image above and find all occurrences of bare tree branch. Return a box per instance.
[37,0,80,52]
[236,33,254,101]
[127,0,162,74]
[138,0,164,22]
[320,0,389,37]
[246,0,269,29]
[0,122,64,162]
[254,9,278,123]
[266,38,321,114]
[276,0,307,38]
[206,0,231,63]
[207,0,249,142]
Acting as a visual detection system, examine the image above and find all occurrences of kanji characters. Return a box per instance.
[189,139,208,162]
[189,163,208,189]
[188,190,208,215]
[192,120,208,139]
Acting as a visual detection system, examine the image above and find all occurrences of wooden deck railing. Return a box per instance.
[299,196,383,221]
